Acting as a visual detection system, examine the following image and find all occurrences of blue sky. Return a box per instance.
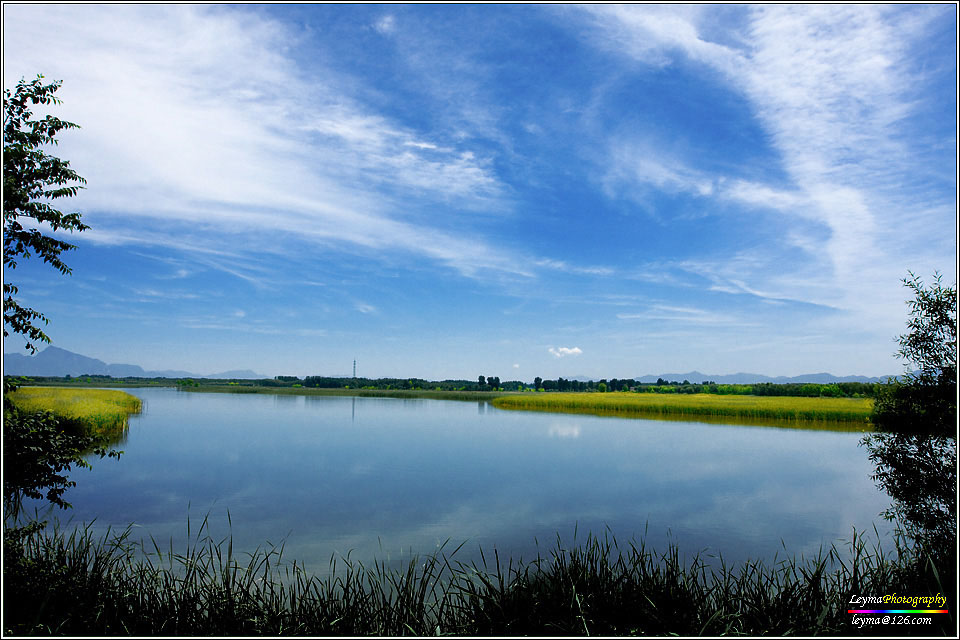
[3,4,956,379]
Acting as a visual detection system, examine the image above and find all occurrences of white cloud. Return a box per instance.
[2,4,517,282]
[374,15,396,35]
[132,288,201,301]
[617,304,757,328]
[575,4,744,73]
[724,180,808,213]
[572,4,955,327]
[535,258,615,277]
[548,346,582,358]
[604,141,717,202]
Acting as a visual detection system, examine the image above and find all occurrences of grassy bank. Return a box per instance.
[493,392,874,426]
[3,520,953,636]
[184,386,874,428]
[4,387,142,438]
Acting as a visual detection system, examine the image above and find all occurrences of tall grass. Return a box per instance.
[3,519,953,636]
[493,392,874,427]
[5,387,142,438]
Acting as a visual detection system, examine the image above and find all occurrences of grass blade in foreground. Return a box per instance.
[3,521,954,636]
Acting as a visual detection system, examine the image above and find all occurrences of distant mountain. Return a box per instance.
[634,371,891,384]
[2,346,266,379]
[208,369,264,379]
[528,371,890,384]
[3,347,892,384]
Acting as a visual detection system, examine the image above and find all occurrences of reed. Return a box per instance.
[3,519,952,636]
[5,387,142,438]
[493,392,874,426]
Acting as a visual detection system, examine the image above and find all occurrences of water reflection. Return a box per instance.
[499,404,871,432]
[272,393,300,407]
[861,432,957,555]
[548,424,581,439]
[43,389,896,577]
[90,426,129,451]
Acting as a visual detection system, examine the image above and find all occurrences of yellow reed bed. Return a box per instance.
[6,387,142,437]
[492,392,873,427]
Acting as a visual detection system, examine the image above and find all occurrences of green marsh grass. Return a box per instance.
[5,387,142,438]
[3,518,953,636]
[493,392,874,427]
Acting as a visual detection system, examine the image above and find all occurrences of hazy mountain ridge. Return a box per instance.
[3,347,892,384]
[565,371,891,384]
[633,371,890,384]
[2,346,265,379]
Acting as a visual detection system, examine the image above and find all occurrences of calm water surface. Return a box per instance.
[38,388,894,575]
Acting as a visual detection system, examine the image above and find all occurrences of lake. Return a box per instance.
[30,388,895,576]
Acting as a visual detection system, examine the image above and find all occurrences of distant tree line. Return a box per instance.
[635,381,879,398]
[519,378,879,398]
[6,374,880,399]
[284,376,528,392]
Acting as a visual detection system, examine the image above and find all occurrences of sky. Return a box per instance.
[2,3,956,380]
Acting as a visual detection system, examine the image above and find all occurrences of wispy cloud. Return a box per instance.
[535,258,615,277]
[548,346,582,358]
[3,4,517,283]
[570,4,955,323]
[617,304,757,327]
[132,288,202,301]
[374,14,396,35]
[603,141,717,205]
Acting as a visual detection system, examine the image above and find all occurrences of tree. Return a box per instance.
[4,74,88,354]
[863,272,957,561]
[478,375,486,389]
[3,397,118,519]
[2,77,114,521]
[534,376,542,390]
[872,272,956,434]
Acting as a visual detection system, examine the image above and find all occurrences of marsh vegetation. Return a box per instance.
[4,518,952,636]
[492,391,874,425]
[5,386,142,439]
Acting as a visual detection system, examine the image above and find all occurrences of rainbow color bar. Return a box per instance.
[848,610,949,614]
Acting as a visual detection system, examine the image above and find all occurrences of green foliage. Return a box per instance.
[3,75,88,353]
[863,273,957,566]
[873,272,957,435]
[3,385,136,520]
[863,431,956,559]
[2,384,119,520]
